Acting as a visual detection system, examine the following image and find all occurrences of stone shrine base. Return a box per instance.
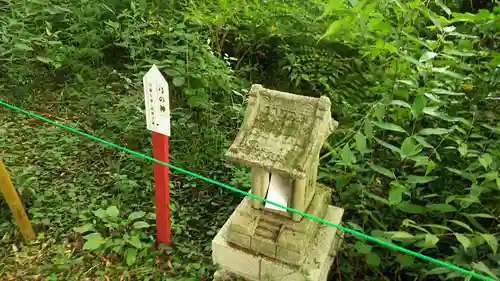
[212,200,344,281]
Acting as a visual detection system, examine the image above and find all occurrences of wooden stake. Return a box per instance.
[0,160,36,241]
[152,132,171,245]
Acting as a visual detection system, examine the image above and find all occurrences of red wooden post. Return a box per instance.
[144,65,171,246]
[153,132,171,245]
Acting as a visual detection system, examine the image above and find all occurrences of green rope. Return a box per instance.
[0,100,496,281]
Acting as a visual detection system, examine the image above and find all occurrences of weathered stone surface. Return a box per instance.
[227,230,251,249]
[286,184,330,233]
[214,269,239,281]
[212,205,345,281]
[260,206,344,281]
[276,246,306,265]
[251,235,277,258]
[230,210,258,236]
[277,229,308,253]
[225,85,338,221]
[226,84,338,179]
[227,184,333,265]
[213,208,262,280]
[301,206,344,281]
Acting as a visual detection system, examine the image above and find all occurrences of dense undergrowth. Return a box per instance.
[0,0,499,280]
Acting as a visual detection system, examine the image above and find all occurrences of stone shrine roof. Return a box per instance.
[226,84,337,179]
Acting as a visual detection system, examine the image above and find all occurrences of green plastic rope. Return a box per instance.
[0,100,496,281]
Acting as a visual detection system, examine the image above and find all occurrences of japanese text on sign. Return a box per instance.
[143,65,170,136]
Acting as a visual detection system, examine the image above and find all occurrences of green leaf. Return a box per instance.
[435,0,451,15]
[389,184,404,205]
[397,79,417,88]
[83,234,106,250]
[423,107,457,122]
[133,221,150,229]
[422,224,451,232]
[472,262,497,279]
[365,192,391,205]
[424,93,442,103]
[426,204,456,212]
[364,120,373,140]
[443,26,456,33]
[423,234,440,248]
[391,100,411,108]
[411,95,426,119]
[125,248,138,266]
[426,10,442,31]
[354,241,372,254]
[469,213,495,219]
[478,171,497,181]
[429,88,465,96]
[425,267,452,276]
[410,156,429,167]
[458,143,468,157]
[479,233,498,255]
[383,43,398,53]
[482,124,500,134]
[36,56,54,65]
[448,32,478,39]
[445,167,476,182]
[165,69,180,77]
[496,178,500,191]
[14,43,33,51]
[374,138,402,155]
[73,224,95,234]
[106,206,119,219]
[425,160,436,176]
[366,252,381,266]
[397,202,427,214]
[374,104,386,121]
[371,121,407,134]
[431,67,465,80]
[401,55,421,65]
[127,236,142,249]
[368,163,395,179]
[400,137,422,159]
[454,233,471,249]
[320,19,344,41]
[449,220,473,232]
[478,154,492,169]
[464,215,489,233]
[93,208,107,220]
[443,48,475,57]
[396,254,414,267]
[413,135,433,148]
[128,211,146,221]
[391,231,415,240]
[173,76,185,87]
[355,132,368,154]
[340,144,355,166]
[323,0,346,15]
[419,51,438,62]
[406,175,439,184]
[418,128,451,135]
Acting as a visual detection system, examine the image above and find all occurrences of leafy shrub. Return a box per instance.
[318,0,500,279]
[1,0,499,280]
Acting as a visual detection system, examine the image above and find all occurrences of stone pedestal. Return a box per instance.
[212,195,344,281]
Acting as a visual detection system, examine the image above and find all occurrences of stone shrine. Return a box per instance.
[212,84,344,281]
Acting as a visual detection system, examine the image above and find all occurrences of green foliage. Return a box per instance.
[319,0,500,279]
[1,0,499,280]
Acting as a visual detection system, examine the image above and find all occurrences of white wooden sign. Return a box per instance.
[265,173,292,212]
[143,65,170,136]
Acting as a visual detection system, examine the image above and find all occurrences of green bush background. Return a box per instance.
[1,0,499,280]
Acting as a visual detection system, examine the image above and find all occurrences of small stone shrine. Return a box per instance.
[212,84,345,281]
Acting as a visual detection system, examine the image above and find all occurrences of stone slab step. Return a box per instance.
[255,226,279,240]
